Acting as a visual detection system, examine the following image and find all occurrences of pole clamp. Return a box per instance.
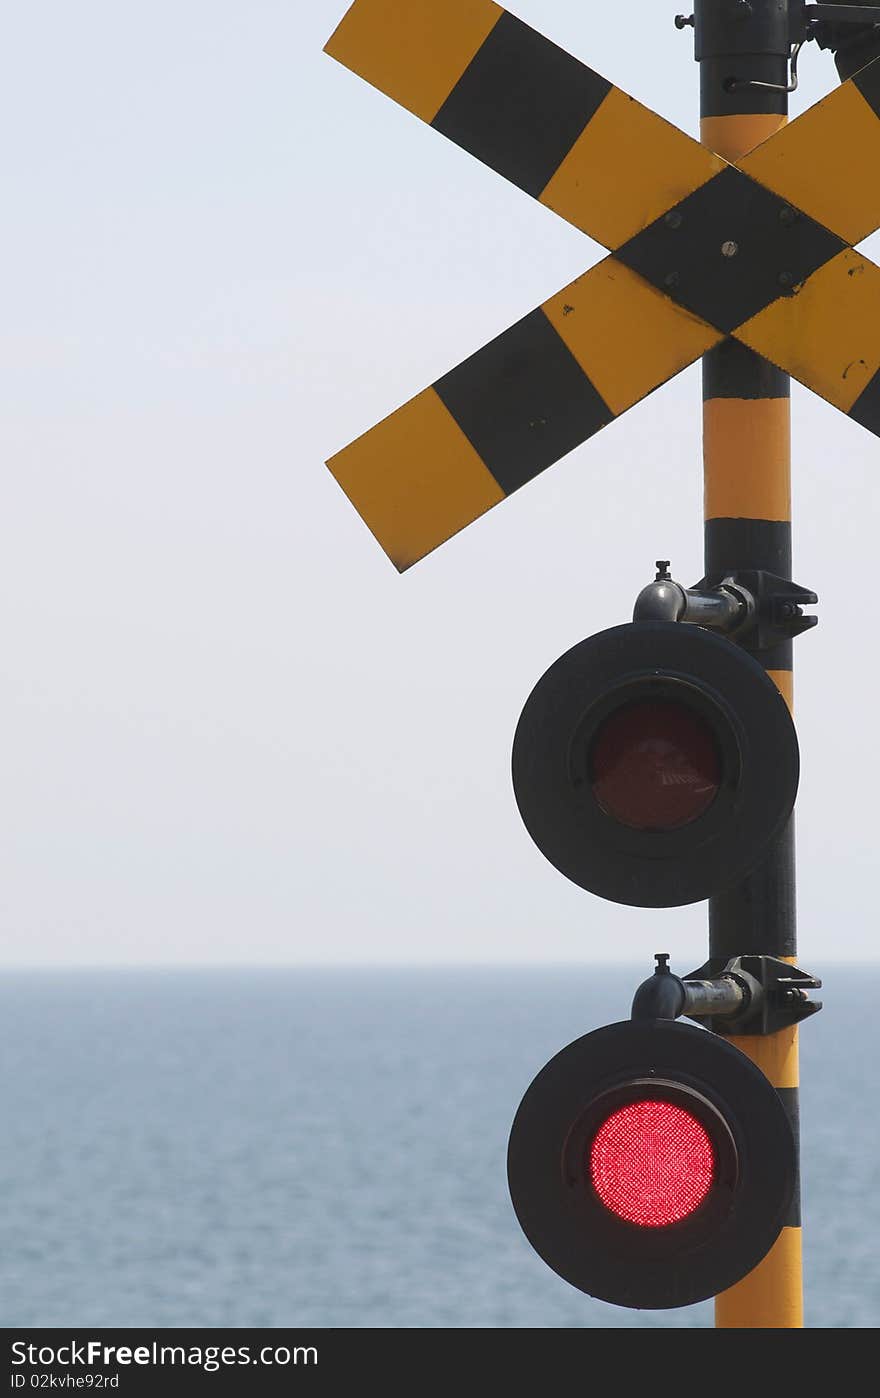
[684,953,823,1034]
[631,951,821,1035]
[633,561,817,648]
[695,568,818,647]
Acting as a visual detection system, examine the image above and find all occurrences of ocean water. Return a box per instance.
[0,966,875,1329]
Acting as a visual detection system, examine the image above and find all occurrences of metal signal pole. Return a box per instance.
[696,0,802,1327]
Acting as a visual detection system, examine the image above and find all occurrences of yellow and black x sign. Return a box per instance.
[325,0,880,570]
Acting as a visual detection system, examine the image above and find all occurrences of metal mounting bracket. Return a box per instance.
[633,561,817,650]
[693,568,818,648]
[798,3,880,77]
[802,2,880,41]
[684,954,823,1035]
[630,951,822,1036]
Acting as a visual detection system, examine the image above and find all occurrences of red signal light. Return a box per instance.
[589,700,721,831]
[507,1019,797,1308]
[589,1099,715,1226]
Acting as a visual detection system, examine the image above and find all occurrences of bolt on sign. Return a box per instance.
[324,0,880,572]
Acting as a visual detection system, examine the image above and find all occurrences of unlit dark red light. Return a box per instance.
[589,700,721,830]
[589,1099,715,1227]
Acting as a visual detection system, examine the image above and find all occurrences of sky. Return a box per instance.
[2,0,878,968]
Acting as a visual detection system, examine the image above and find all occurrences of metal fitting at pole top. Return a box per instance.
[695,0,792,114]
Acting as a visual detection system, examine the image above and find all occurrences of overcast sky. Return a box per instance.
[2,0,877,968]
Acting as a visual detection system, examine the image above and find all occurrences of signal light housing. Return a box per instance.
[511,620,799,907]
[507,1018,796,1310]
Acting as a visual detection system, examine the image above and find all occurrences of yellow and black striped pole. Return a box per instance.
[696,0,802,1328]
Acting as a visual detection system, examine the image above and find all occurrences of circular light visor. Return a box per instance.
[589,699,721,831]
[589,1098,716,1227]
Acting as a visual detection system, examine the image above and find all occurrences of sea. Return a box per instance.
[0,966,875,1330]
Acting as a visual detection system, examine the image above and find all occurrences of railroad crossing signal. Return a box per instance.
[507,1015,796,1309]
[325,0,880,571]
[511,619,800,907]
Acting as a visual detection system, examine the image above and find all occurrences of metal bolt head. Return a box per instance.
[664,209,683,230]
[721,240,739,258]
[778,270,794,288]
[779,204,798,226]
[663,271,680,289]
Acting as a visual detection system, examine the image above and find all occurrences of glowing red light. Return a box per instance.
[590,700,721,830]
[590,1099,715,1227]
